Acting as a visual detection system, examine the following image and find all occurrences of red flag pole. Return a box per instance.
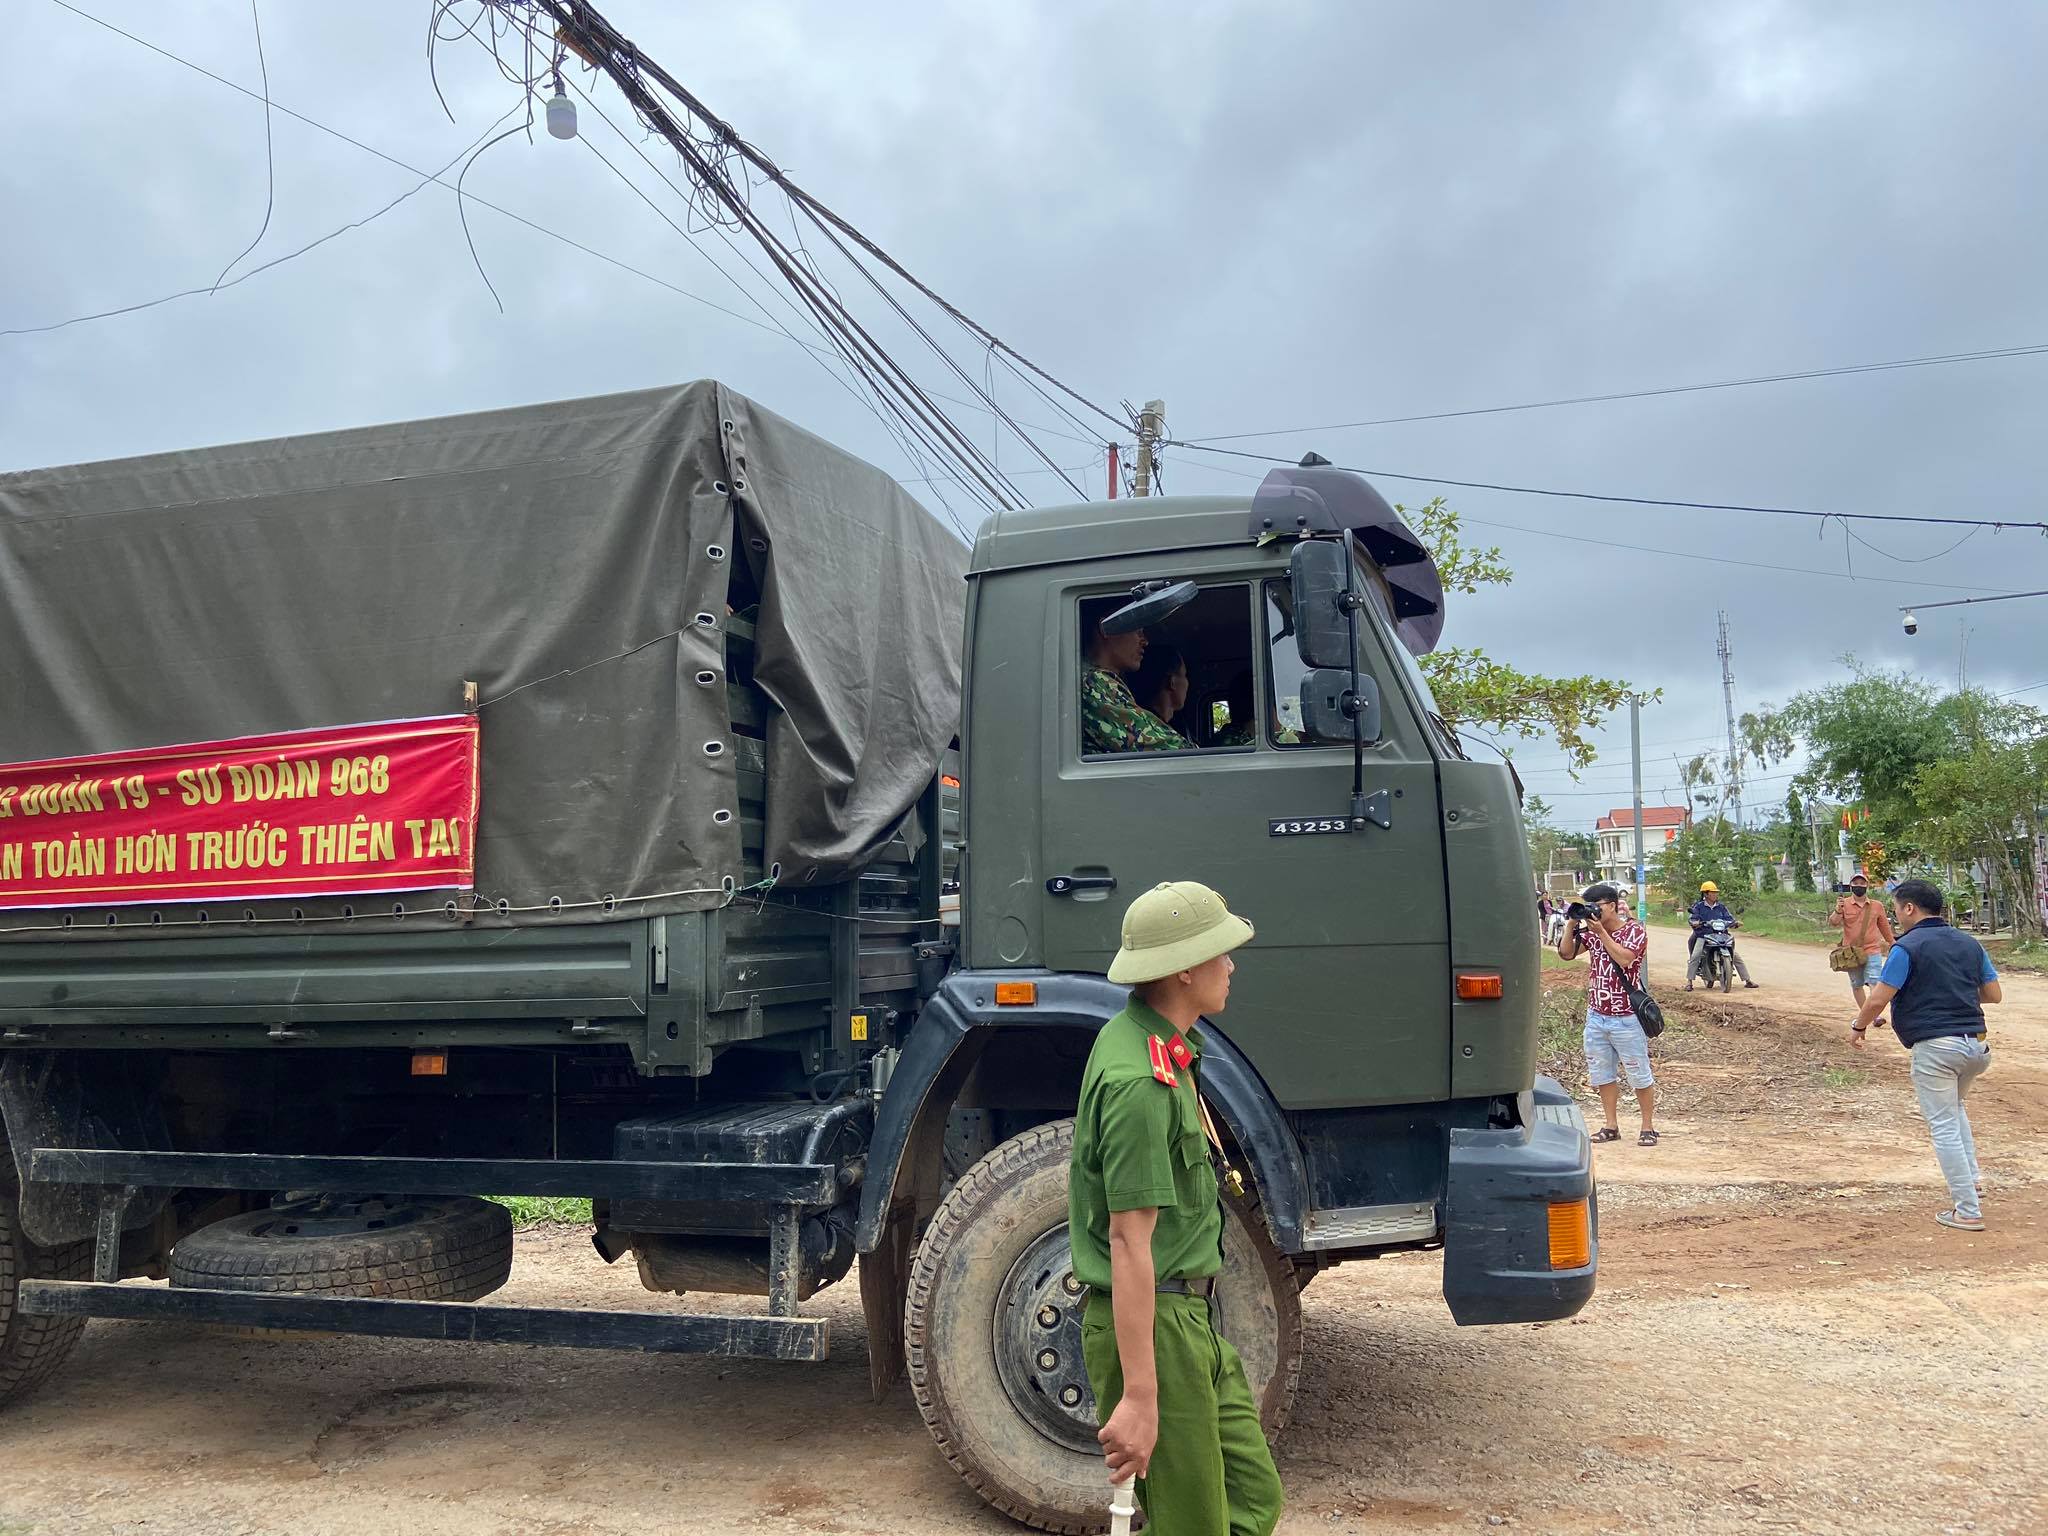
[1107,442,1119,499]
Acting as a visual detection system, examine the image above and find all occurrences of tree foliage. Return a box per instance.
[1750,663,2048,937]
[1652,821,1771,911]
[1523,794,1597,884]
[1403,497,1641,771]
[1782,786,1817,892]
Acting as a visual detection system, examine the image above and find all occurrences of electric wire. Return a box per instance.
[1166,439,2048,533]
[34,0,1116,485]
[1164,453,2022,594]
[558,78,1040,524]
[552,75,1081,507]
[208,0,274,292]
[525,0,1130,434]
[484,14,1039,519]
[429,3,1032,518]
[1179,342,2048,444]
[1,106,522,339]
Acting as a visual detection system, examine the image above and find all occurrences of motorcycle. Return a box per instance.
[1700,917,1738,993]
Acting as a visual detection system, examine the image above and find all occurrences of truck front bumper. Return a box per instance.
[1440,1075,1596,1325]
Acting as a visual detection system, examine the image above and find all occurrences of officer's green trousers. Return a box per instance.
[1082,1291,1283,1536]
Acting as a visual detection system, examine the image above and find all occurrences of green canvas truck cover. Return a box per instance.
[0,382,967,927]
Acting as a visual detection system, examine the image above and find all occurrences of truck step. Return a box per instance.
[17,1280,828,1361]
[27,1148,838,1206]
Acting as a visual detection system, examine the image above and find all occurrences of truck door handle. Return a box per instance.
[1046,874,1117,896]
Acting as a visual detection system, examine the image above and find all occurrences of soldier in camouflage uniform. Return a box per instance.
[1083,617,1187,755]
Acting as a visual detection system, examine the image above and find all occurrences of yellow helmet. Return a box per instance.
[1699,881,1719,893]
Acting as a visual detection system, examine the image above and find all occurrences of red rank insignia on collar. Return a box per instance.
[1165,1034,1193,1071]
[1147,1034,1179,1087]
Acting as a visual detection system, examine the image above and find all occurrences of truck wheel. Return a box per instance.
[906,1119,1300,1533]
[169,1194,513,1301]
[1,1181,92,1408]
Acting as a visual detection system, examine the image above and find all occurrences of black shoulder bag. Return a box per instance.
[1622,968,1666,1038]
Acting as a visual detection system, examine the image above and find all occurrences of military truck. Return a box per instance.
[0,383,1593,1531]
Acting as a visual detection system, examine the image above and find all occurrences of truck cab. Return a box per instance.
[857,469,1595,1523]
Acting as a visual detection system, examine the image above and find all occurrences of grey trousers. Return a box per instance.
[1910,1035,1988,1221]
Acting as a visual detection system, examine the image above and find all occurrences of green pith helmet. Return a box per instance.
[1107,880,1256,985]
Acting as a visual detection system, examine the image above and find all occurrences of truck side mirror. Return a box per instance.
[1298,669,1380,743]
[1101,579,1198,636]
[1288,539,1351,668]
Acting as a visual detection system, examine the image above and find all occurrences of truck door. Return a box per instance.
[1037,564,1449,1110]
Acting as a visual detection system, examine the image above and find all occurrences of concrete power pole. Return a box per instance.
[1132,400,1165,497]
[1716,611,1743,831]
[1630,694,1648,923]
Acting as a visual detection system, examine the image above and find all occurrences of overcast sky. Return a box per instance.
[6,1,2044,829]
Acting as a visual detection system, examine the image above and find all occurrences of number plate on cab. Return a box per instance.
[1268,816,1352,836]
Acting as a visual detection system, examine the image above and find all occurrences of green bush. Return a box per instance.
[489,1196,593,1227]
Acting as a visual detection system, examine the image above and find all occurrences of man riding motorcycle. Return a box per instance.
[1686,880,1759,990]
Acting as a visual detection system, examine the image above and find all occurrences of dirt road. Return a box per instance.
[2,929,2041,1535]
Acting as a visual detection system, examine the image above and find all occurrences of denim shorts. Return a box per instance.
[1584,1007,1654,1090]
[1850,950,1887,989]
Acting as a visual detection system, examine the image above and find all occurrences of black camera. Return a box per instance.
[1566,901,1597,922]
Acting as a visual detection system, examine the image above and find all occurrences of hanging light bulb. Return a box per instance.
[546,72,577,140]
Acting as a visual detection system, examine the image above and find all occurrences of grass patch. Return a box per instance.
[1718,890,1840,947]
[1538,946,1575,970]
[1984,937,2046,975]
[489,1195,593,1228]
[1818,1065,1870,1090]
[1536,974,1588,1095]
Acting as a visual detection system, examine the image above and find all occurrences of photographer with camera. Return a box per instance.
[1558,881,1659,1146]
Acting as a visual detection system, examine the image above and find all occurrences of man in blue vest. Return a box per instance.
[1849,880,2001,1231]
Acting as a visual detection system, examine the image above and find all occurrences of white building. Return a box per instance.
[1594,805,1690,887]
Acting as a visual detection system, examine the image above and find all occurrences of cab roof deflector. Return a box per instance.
[1247,462,1446,657]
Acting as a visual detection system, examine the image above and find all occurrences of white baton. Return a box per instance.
[1109,1477,1137,1536]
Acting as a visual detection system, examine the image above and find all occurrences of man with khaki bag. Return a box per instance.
[1830,872,1896,1021]
[1069,880,1284,1535]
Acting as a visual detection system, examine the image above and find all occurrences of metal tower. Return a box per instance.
[1717,610,1743,829]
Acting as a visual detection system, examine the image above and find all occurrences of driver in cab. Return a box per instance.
[1083,612,1188,755]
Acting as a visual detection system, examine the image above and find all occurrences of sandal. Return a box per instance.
[1935,1209,1984,1232]
[1590,1127,1621,1143]
[1637,1129,1660,1147]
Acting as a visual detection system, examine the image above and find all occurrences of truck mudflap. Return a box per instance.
[1441,1075,1596,1325]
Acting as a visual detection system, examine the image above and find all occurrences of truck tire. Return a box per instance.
[906,1119,1301,1534]
[169,1194,513,1301]
[1,1181,92,1408]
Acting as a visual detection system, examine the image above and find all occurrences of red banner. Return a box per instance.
[0,717,480,911]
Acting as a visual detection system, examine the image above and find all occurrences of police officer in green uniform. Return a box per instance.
[1069,881,1284,1535]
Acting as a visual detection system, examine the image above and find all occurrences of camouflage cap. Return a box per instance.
[1107,880,1256,985]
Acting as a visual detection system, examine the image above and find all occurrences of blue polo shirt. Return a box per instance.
[1878,943,1998,990]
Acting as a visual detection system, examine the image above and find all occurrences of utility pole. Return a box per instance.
[1132,400,1165,497]
[1106,441,1120,500]
[1630,694,1648,923]
[1716,611,1743,831]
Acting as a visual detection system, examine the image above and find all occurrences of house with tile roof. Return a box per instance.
[1594,805,1690,887]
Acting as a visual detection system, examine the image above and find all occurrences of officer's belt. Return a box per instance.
[1086,1275,1215,1300]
